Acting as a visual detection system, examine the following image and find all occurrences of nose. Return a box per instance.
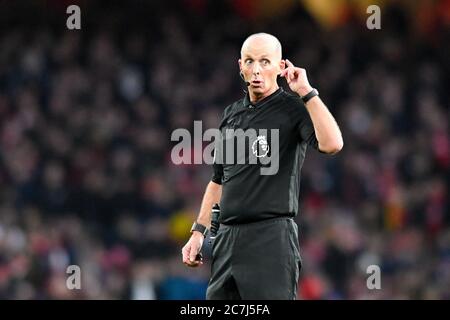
[252,62,261,75]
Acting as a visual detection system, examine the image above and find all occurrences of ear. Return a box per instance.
[278,59,286,75]
[238,58,242,72]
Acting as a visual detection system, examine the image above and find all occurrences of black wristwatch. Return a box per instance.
[301,88,319,104]
[190,222,208,237]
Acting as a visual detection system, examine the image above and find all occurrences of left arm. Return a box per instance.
[303,95,343,154]
[281,59,343,154]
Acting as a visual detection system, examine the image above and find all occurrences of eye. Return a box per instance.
[261,59,270,66]
[245,59,253,65]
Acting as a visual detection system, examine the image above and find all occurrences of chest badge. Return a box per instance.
[252,135,270,158]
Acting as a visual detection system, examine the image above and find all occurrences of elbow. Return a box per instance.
[319,139,343,155]
[330,142,344,155]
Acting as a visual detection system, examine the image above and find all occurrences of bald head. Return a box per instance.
[238,33,285,102]
[240,33,282,60]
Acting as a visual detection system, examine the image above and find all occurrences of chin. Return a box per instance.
[251,87,265,94]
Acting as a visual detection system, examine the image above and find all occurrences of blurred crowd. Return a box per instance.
[0,1,449,299]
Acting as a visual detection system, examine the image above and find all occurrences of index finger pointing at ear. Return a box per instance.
[285,59,294,68]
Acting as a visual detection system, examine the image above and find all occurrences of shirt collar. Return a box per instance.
[243,87,283,108]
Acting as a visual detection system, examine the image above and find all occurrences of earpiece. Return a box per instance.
[239,72,250,86]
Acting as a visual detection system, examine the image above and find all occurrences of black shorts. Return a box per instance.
[206,217,301,300]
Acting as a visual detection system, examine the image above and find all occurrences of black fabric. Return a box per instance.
[206,217,301,300]
[211,88,320,224]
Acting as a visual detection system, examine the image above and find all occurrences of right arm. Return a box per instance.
[182,181,222,267]
[182,108,225,267]
[195,181,222,229]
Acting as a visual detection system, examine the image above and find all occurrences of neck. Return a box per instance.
[249,85,279,104]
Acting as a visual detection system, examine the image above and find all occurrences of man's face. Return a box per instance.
[239,38,284,99]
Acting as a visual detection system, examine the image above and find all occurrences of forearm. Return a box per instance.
[304,96,343,154]
[284,61,343,155]
[196,181,222,228]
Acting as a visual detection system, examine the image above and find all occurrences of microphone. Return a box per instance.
[240,72,250,86]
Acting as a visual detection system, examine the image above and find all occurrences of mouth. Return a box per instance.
[251,80,263,87]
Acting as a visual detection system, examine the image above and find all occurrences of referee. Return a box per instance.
[182,33,343,300]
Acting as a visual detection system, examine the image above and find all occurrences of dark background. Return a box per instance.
[0,0,448,299]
